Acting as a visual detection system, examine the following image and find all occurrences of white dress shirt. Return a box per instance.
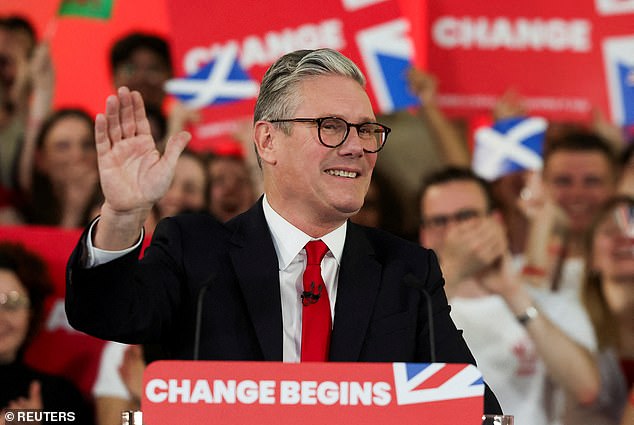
[262,196,346,362]
[85,196,347,362]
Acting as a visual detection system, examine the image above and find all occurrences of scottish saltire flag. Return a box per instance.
[58,0,114,19]
[393,363,484,405]
[472,116,547,181]
[165,44,259,109]
[357,19,420,113]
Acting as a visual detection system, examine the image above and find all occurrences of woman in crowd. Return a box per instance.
[143,149,208,234]
[20,108,102,228]
[565,196,634,424]
[0,242,92,424]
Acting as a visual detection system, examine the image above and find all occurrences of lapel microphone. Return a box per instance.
[404,273,436,363]
[301,281,322,306]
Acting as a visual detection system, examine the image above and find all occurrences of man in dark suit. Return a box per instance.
[65,48,501,413]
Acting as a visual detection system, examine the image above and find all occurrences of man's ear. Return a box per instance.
[253,121,277,166]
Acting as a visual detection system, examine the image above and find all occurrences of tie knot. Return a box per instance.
[305,240,329,265]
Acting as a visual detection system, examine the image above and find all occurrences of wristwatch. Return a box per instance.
[517,305,539,326]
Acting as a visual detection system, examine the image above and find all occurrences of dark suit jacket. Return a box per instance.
[65,200,501,413]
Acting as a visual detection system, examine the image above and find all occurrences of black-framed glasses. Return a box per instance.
[269,117,391,153]
[421,209,487,231]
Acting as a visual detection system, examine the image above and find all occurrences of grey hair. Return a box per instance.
[253,48,366,128]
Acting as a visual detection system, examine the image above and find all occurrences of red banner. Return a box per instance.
[426,0,634,126]
[0,225,150,398]
[165,0,423,150]
[142,361,484,425]
[0,0,171,117]
[1,226,103,397]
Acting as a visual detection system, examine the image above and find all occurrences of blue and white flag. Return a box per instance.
[393,363,484,405]
[165,44,259,109]
[603,36,634,127]
[472,116,547,181]
[617,61,634,126]
[357,19,420,113]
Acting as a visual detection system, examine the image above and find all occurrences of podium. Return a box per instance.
[141,361,484,424]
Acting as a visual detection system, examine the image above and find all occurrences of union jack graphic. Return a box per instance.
[603,36,634,127]
[393,363,484,405]
[356,19,420,113]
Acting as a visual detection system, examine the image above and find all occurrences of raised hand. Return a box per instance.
[406,67,438,105]
[94,87,190,249]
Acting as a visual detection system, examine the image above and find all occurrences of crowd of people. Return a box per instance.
[0,13,632,425]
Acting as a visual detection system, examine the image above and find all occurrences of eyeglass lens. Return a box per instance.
[424,209,483,229]
[318,117,387,152]
[0,290,30,311]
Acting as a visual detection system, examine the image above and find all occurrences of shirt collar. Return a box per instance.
[262,195,346,270]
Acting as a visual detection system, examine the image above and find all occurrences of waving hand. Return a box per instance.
[94,87,190,249]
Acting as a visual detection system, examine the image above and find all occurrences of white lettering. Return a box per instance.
[316,381,339,405]
[236,380,259,404]
[349,382,373,406]
[146,379,168,403]
[262,29,296,64]
[340,381,349,405]
[190,379,213,403]
[213,379,236,403]
[259,380,276,404]
[300,381,318,405]
[183,19,345,73]
[144,379,392,406]
[280,380,300,404]
[373,382,392,406]
[432,16,592,52]
[240,36,268,69]
[168,379,191,403]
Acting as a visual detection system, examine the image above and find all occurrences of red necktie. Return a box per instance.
[300,240,331,362]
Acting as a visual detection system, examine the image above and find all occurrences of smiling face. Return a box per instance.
[543,150,615,232]
[36,115,96,186]
[257,74,377,235]
[591,204,634,319]
[0,269,30,364]
[419,180,490,252]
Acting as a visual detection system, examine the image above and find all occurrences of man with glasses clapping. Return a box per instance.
[418,166,600,425]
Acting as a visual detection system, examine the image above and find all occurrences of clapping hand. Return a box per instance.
[441,216,508,284]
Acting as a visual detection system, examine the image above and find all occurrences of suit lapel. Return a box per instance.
[229,200,283,361]
[329,223,382,361]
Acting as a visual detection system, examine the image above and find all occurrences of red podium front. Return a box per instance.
[142,361,484,424]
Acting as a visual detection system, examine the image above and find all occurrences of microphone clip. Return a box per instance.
[301,281,322,306]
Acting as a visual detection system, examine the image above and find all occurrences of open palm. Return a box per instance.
[96,87,190,214]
